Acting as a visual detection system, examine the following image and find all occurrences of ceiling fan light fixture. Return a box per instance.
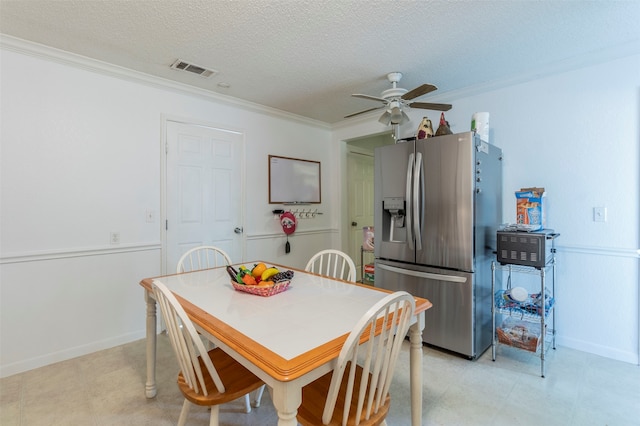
[378,110,392,125]
[390,106,403,124]
[388,104,409,125]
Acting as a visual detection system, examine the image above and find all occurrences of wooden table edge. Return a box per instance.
[140,264,431,382]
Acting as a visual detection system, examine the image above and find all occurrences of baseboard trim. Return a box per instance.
[0,330,146,379]
[557,335,638,365]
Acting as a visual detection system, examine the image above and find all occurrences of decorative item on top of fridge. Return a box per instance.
[471,112,490,142]
[435,112,453,136]
[416,116,434,139]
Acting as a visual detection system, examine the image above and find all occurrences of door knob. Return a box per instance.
[234,227,243,234]
[351,221,358,227]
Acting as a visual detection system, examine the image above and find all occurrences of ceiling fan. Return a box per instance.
[345,72,452,125]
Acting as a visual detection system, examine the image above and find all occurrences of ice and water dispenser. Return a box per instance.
[382,197,406,242]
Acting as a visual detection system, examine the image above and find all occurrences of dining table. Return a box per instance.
[139,262,432,426]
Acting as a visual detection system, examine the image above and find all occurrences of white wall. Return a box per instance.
[334,53,640,364]
[1,39,638,378]
[0,42,335,377]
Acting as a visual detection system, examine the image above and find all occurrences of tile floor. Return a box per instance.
[1,334,639,425]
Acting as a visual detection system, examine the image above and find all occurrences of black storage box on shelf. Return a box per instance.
[497,228,559,268]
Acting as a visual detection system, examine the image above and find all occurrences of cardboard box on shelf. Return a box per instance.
[497,317,542,352]
[516,187,546,231]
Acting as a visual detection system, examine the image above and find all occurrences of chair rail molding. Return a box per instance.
[0,242,162,264]
[555,244,640,259]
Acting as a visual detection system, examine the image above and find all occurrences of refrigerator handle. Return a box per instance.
[378,263,468,283]
[413,152,423,251]
[406,153,414,250]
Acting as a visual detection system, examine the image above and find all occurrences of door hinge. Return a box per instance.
[166,220,168,230]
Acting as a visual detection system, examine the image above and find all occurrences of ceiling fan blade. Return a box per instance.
[409,102,452,111]
[344,106,385,119]
[352,94,387,103]
[402,84,437,100]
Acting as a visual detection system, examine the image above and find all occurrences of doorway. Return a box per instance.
[163,119,245,273]
[344,132,394,281]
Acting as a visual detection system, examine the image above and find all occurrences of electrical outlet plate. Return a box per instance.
[110,232,120,244]
[593,207,607,222]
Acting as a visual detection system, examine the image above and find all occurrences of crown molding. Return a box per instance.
[429,40,640,103]
[333,39,640,129]
[0,34,330,130]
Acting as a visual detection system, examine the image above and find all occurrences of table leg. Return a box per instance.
[409,312,425,426]
[144,289,157,398]
[270,383,301,426]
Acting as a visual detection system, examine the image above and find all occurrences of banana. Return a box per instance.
[261,267,279,281]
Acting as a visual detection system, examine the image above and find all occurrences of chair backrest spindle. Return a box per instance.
[322,291,414,425]
[305,249,357,282]
[176,246,232,274]
[152,280,225,395]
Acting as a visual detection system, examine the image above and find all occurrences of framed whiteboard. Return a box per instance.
[269,155,321,204]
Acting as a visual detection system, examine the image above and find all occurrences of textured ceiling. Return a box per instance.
[1,0,640,124]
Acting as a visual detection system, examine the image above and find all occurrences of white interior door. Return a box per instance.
[165,120,243,272]
[347,151,375,282]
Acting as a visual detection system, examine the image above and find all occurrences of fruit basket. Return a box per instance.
[231,280,290,297]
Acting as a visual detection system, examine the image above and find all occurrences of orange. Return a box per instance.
[251,262,267,278]
[242,274,257,285]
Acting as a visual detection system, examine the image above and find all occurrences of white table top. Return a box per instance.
[154,265,389,360]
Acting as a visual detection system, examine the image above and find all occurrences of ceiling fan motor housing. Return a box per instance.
[382,87,407,100]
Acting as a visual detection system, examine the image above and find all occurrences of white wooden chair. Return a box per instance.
[151,280,264,426]
[175,245,265,411]
[305,249,357,282]
[176,246,232,273]
[297,291,415,426]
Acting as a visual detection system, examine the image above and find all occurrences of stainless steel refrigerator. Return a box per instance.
[374,131,502,358]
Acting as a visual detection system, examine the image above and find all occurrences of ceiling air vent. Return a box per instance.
[170,59,217,78]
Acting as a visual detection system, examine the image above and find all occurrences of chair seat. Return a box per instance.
[298,363,390,426]
[178,347,264,407]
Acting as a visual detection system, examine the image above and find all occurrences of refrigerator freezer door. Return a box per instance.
[375,260,480,357]
[374,142,415,263]
[416,132,475,271]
